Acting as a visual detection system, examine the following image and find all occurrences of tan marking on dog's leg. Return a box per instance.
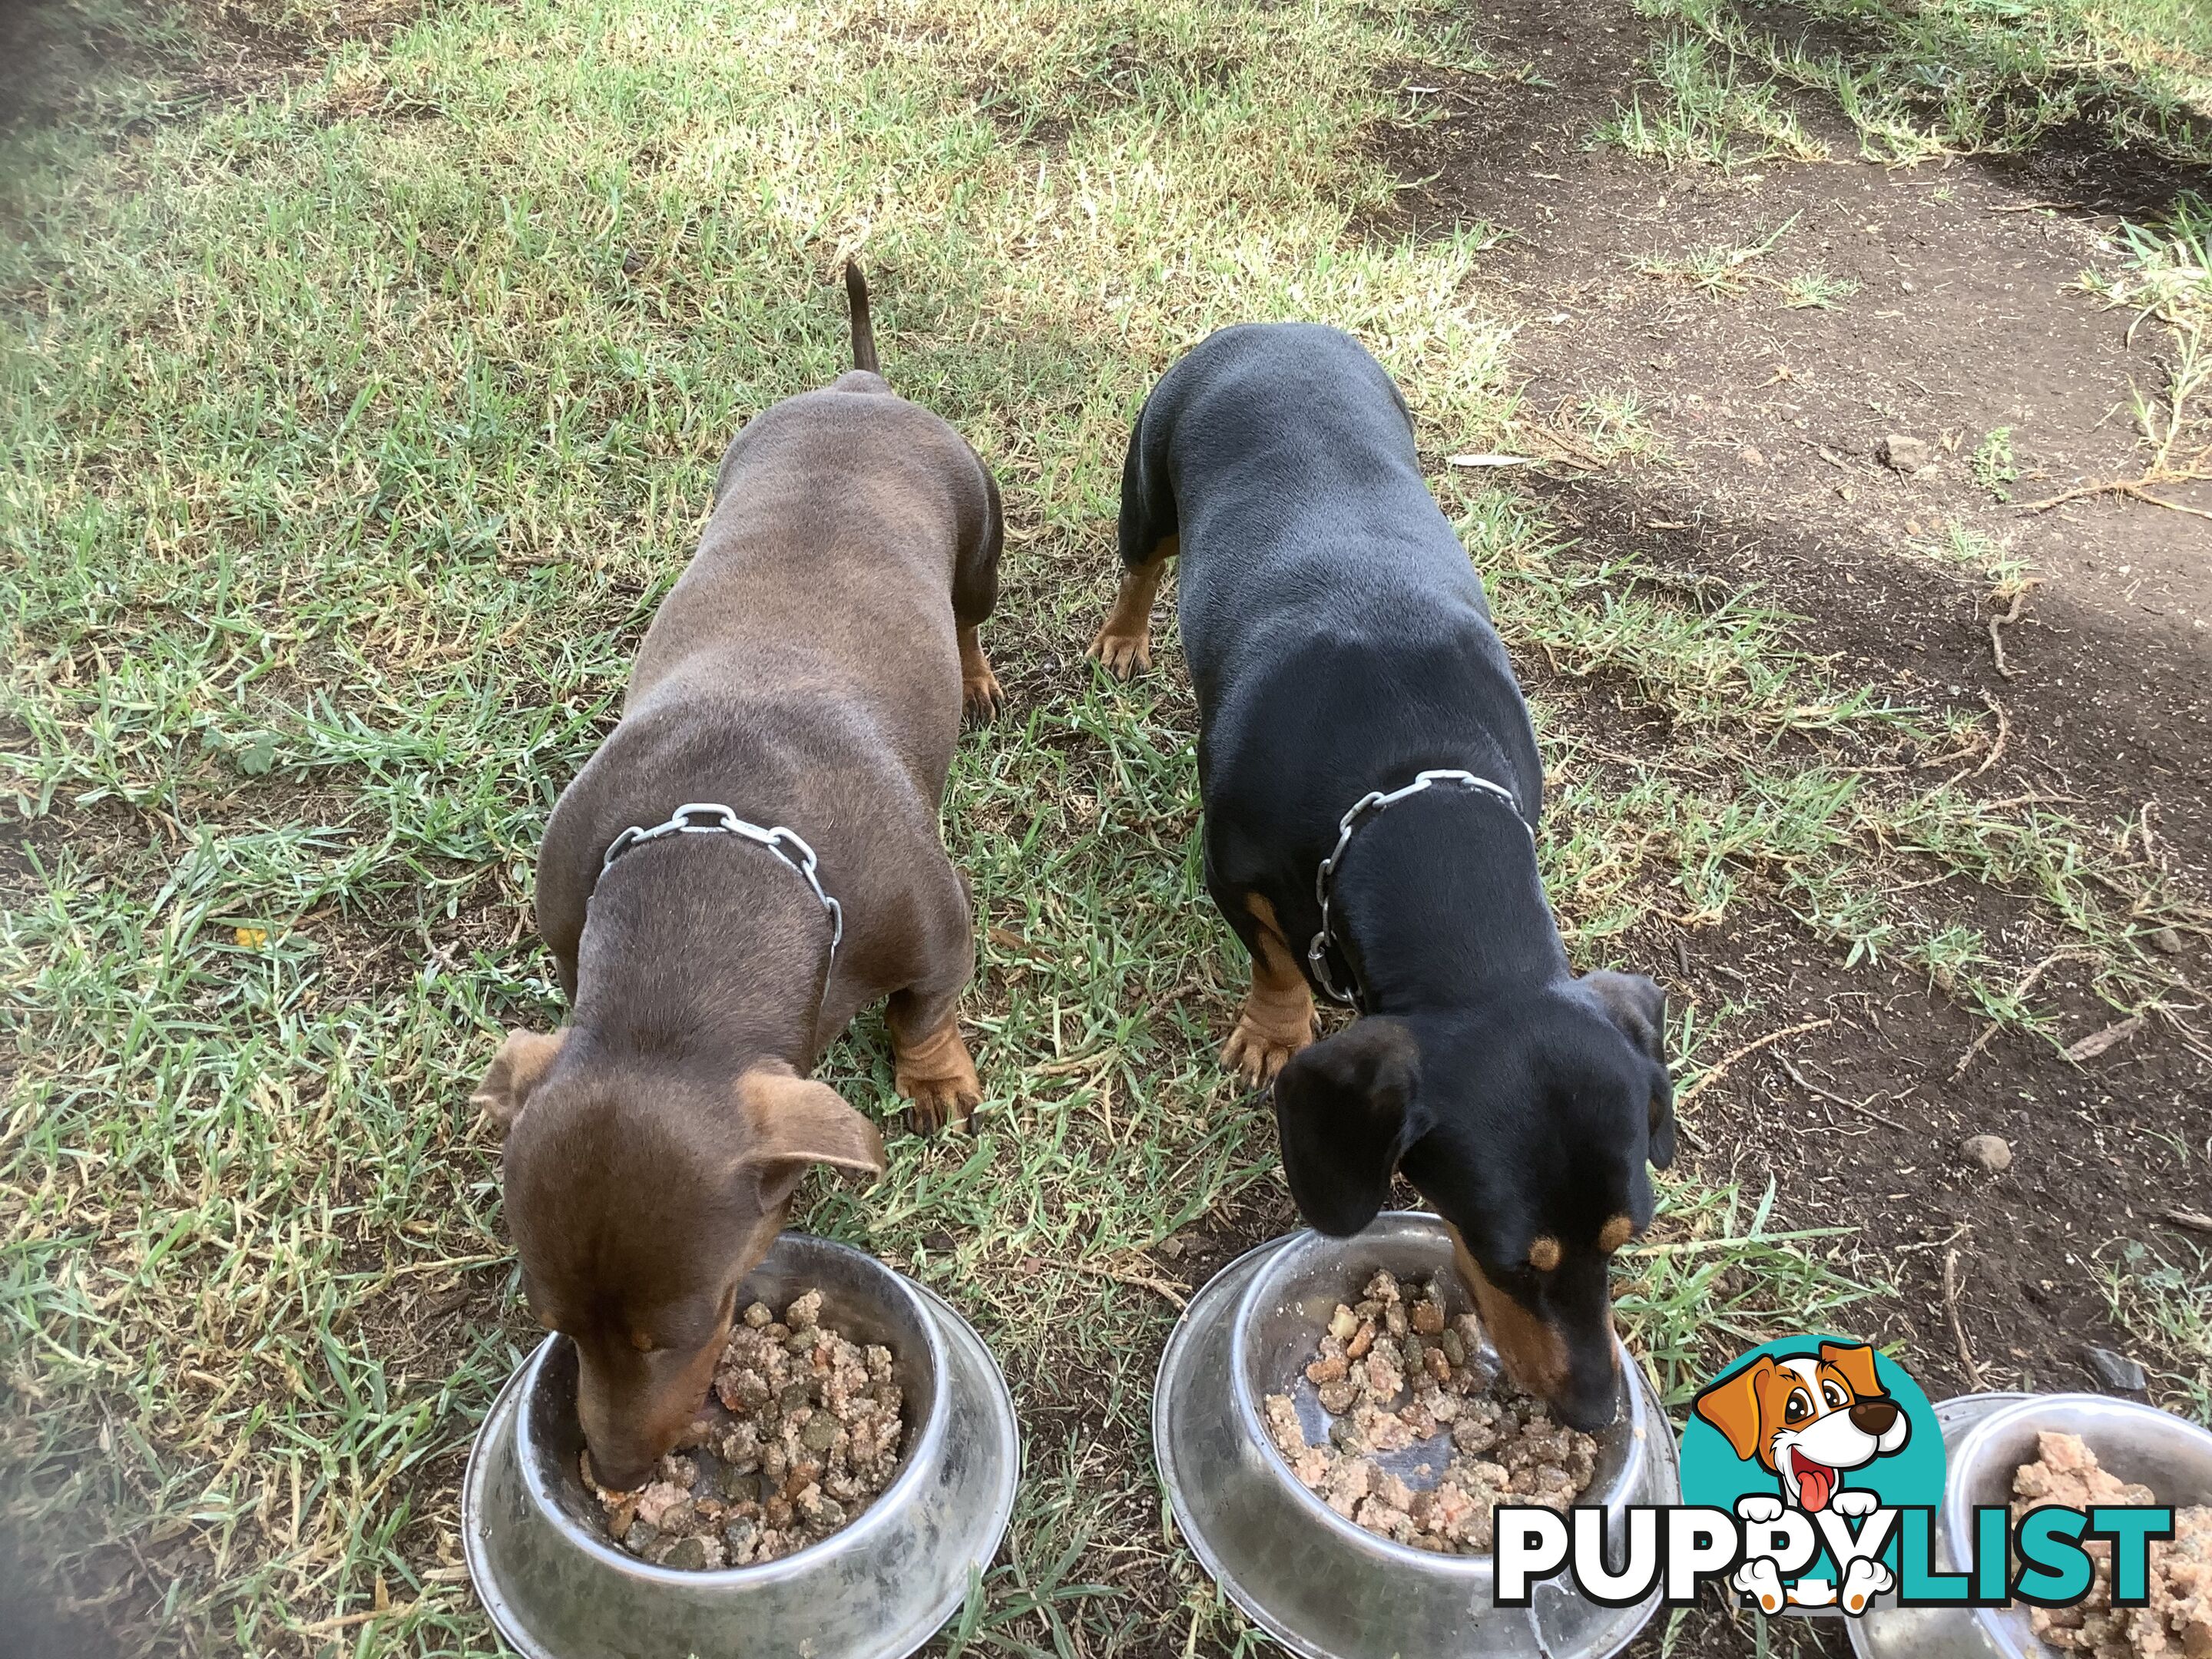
[1447,1220,1572,1399]
[1220,893,1316,1088]
[890,1008,982,1135]
[959,623,1004,722]
[1085,538,1174,680]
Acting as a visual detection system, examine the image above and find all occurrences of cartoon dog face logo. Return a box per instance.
[1691,1341,1910,1513]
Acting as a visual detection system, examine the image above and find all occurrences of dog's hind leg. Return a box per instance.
[1087,541,1172,680]
[955,452,1006,722]
[1088,399,1178,680]
[1219,893,1317,1088]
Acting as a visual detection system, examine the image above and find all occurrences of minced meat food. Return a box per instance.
[580,1289,904,1569]
[1263,1268,1599,1554]
[2013,1430,2212,1659]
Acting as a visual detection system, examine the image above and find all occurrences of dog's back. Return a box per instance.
[534,267,1001,992]
[1123,323,1538,835]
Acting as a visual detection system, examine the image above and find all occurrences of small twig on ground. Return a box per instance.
[1777,1055,1910,1131]
[1942,1247,1986,1390]
[1973,692,2010,777]
[2063,1015,2145,1065]
[2017,356,2211,518]
[1677,1017,1836,1107]
[2127,489,2212,523]
[292,1606,416,1637]
[1030,1047,1117,1078]
[1986,583,2038,680]
[1062,1259,1188,1310]
[2018,475,2212,517]
[2163,1207,2212,1235]
[1951,949,2092,1077]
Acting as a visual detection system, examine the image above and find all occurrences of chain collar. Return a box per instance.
[595,802,844,966]
[1306,769,1532,1010]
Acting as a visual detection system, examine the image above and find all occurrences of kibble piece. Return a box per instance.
[1263,1273,1599,1557]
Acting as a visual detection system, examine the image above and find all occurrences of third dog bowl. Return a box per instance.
[1154,1211,1680,1659]
[462,1233,1019,1659]
[1849,1392,2212,1659]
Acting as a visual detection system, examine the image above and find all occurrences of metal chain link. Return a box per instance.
[596,802,844,962]
[1306,770,1532,1009]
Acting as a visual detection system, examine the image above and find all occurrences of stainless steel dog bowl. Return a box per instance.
[1154,1212,1681,1659]
[1851,1392,2212,1659]
[462,1233,1019,1659]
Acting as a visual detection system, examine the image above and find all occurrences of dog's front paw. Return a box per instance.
[898,1067,981,1136]
[1830,1488,1881,1519]
[1220,1012,1313,1088]
[963,663,1005,723]
[1733,1559,1786,1615]
[1736,1494,1786,1525]
[894,1023,983,1135]
[1085,623,1151,680]
[1841,1557,1894,1614]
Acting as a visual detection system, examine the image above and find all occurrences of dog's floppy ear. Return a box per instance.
[472,1029,568,1134]
[1820,1341,1884,1400]
[1271,1018,1425,1237]
[1644,1065,1677,1171]
[1583,970,1676,1170]
[1694,1356,1774,1463]
[736,1068,889,1213]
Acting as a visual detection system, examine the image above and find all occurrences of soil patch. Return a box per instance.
[1369,0,2212,1649]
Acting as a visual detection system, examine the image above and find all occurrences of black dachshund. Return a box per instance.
[1087,323,1673,1429]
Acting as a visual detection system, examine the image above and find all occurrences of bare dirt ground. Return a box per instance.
[1376,0,2211,1648]
[7,0,2209,1651]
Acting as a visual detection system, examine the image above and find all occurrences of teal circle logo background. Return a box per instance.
[1680,1336,1945,1576]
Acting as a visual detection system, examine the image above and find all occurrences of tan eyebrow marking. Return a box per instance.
[1598,1214,1635,1253]
[1528,1236,1562,1272]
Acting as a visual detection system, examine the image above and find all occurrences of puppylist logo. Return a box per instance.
[1492,1336,2177,1615]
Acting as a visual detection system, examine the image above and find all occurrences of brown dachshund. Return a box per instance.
[472,265,1003,1488]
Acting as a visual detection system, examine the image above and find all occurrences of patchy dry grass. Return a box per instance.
[0,0,2202,1654]
[1613,0,2212,167]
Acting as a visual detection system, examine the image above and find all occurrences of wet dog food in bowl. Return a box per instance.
[581,1290,906,1569]
[1154,1214,1679,1659]
[463,1233,1021,1659]
[2012,1430,2212,1659]
[1260,1269,1598,1553]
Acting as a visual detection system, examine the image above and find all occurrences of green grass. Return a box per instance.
[1591,30,1828,164]
[1972,427,2019,499]
[1614,0,2212,166]
[1780,268,1859,309]
[1635,214,1803,296]
[1,0,2204,1654]
[1907,521,2035,603]
[2103,1235,2212,1420]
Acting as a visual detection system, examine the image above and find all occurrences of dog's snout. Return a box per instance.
[584,1442,654,1492]
[1555,1386,1621,1433]
[1849,1397,1899,1435]
[1551,1339,1623,1433]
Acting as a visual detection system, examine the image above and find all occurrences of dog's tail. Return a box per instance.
[844,260,880,377]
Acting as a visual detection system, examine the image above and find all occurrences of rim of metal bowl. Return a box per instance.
[1226,1217,1647,1577]
[512,1235,952,1584]
[1940,1391,2212,1551]
[1942,1389,2212,1659]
